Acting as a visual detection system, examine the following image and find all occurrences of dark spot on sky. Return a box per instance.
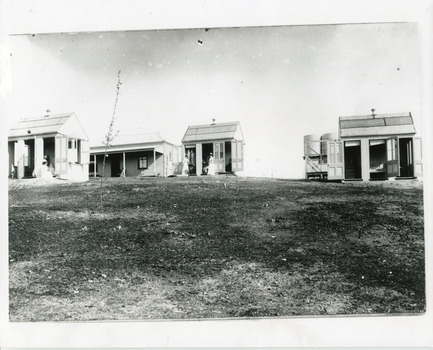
[198,39,203,45]
[397,67,400,71]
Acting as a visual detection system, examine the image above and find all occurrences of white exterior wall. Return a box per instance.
[360,138,370,181]
[196,143,203,176]
[60,163,89,181]
[340,133,419,181]
[14,140,25,179]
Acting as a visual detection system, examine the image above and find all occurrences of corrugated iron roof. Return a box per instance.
[339,113,416,138]
[90,133,165,147]
[8,113,73,138]
[182,122,242,143]
[90,133,170,154]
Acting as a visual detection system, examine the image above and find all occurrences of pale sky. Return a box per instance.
[3,23,422,178]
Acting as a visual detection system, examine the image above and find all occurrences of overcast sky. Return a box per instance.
[4,22,422,178]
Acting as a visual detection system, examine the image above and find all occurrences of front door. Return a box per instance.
[386,137,399,178]
[213,142,225,173]
[55,135,68,175]
[327,141,344,180]
[413,137,423,179]
[231,140,244,172]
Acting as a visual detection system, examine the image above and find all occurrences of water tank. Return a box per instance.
[321,132,338,155]
[304,134,321,157]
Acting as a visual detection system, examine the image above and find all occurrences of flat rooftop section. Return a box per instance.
[339,112,416,137]
[182,122,243,143]
[9,114,73,138]
[90,133,166,148]
[90,132,173,154]
[8,113,89,141]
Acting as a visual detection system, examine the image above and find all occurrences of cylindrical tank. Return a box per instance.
[320,132,338,155]
[304,134,321,157]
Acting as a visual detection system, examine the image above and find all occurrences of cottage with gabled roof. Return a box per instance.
[89,132,180,177]
[337,112,422,181]
[8,113,90,181]
[304,111,422,181]
[181,121,245,175]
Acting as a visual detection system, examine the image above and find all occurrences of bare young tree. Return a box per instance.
[99,70,122,210]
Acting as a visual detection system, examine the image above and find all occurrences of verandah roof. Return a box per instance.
[90,133,168,154]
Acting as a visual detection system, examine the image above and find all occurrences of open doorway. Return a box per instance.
[369,139,387,180]
[23,139,34,177]
[344,140,361,180]
[43,137,55,175]
[399,137,414,177]
[185,147,197,175]
[224,141,232,172]
[202,143,213,175]
[110,153,122,177]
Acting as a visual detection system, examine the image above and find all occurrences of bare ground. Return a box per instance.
[8,176,425,321]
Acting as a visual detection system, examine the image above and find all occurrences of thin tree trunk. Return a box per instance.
[99,70,122,211]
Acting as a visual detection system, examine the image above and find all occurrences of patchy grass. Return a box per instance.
[8,176,425,321]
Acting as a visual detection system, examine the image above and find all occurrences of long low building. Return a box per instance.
[89,133,182,177]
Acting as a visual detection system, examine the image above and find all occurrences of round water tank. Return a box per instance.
[304,134,321,156]
[321,133,338,155]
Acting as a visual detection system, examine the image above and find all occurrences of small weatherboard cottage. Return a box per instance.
[304,111,422,181]
[89,133,180,177]
[181,121,245,175]
[8,113,90,181]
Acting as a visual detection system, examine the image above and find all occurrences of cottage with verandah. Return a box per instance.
[89,133,180,177]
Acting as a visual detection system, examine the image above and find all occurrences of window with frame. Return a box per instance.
[68,139,77,149]
[387,138,397,161]
[214,142,224,160]
[138,156,148,169]
[67,138,78,163]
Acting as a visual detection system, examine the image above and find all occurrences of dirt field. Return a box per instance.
[8,176,425,321]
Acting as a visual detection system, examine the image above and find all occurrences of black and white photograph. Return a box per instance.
[1,0,432,347]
